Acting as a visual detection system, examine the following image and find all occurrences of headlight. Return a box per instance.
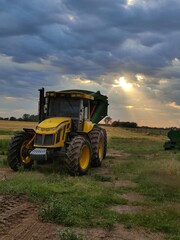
[47,127,57,131]
[36,126,56,131]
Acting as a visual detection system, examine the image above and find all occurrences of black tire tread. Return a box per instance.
[7,131,33,171]
[66,135,91,176]
[89,126,104,167]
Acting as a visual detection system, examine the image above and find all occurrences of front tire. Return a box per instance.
[7,131,34,171]
[66,136,92,176]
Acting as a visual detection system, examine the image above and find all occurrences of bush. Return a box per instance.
[112,121,138,128]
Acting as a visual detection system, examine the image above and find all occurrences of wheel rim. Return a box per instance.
[20,140,31,164]
[80,144,90,170]
[98,137,103,161]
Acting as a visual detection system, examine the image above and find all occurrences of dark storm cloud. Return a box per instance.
[0,0,68,37]
[1,0,180,108]
[0,35,51,62]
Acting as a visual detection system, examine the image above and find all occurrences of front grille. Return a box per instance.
[35,134,42,145]
[35,134,54,146]
[44,134,54,145]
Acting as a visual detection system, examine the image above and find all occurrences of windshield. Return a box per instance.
[47,97,80,118]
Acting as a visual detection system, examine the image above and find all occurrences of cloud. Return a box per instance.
[1,0,180,126]
[167,102,180,109]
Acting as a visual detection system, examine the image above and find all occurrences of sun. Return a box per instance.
[127,0,135,6]
[113,77,133,91]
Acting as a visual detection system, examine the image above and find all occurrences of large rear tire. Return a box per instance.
[7,131,34,171]
[89,126,105,167]
[66,136,92,176]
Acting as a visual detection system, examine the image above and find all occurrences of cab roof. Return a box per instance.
[46,90,94,100]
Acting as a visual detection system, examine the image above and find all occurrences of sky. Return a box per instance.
[1,0,180,127]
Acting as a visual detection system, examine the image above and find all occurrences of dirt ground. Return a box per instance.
[0,149,165,240]
[0,194,59,240]
[0,191,164,240]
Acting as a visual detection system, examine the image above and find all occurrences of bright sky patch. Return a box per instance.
[113,77,133,91]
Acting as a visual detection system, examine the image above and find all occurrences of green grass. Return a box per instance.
[109,137,162,154]
[117,206,180,235]
[0,127,179,239]
[0,139,10,154]
[91,173,114,182]
[58,228,87,240]
[135,171,180,203]
[0,173,122,230]
[108,135,180,239]
[0,130,17,135]
[0,156,8,167]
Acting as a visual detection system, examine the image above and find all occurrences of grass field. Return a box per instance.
[0,120,37,131]
[0,121,179,240]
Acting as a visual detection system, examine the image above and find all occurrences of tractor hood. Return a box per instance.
[36,117,71,133]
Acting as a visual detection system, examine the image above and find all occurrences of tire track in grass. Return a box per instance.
[0,195,59,240]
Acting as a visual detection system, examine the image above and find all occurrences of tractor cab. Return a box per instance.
[44,90,94,131]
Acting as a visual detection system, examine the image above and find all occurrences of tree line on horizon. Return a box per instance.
[103,116,171,130]
[103,116,137,128]
[0,114,38,122]
[0,114,138,128]
[0,114,171,130]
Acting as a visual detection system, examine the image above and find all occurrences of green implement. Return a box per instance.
[164,128,180,150]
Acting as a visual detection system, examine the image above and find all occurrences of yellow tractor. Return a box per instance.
[7,88,108,175]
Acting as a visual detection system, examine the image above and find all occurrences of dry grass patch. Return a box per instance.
[114,180,138,188]
[110,205,143,214]
[120,192,145,202]
[0,135,12,140]
[102,126,166,142]
[145,156,180,176]
[0,120,37,131]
